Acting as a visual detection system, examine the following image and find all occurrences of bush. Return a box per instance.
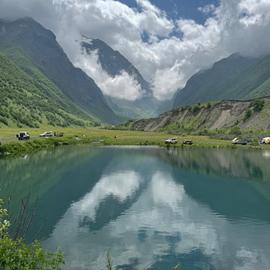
[0,199,64,270]
[244,109,252,121]
[250,99,264,112]
[191,104,201,114]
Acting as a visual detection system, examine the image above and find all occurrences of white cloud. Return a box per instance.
[76,49,143,100]
[1,0,270,100]
[198,4,216,15]
[152,64,185,100]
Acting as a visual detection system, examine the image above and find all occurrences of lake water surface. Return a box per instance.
[1,146,270,270]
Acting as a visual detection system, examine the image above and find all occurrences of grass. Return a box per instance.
[1,127,270,158]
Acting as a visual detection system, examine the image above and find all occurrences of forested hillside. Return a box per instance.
[0,52,94,127]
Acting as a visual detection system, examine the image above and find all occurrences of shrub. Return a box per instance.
[244,109,252,121]
[250,99,264,112]
[191,104,201,114]
[0,199,64,270]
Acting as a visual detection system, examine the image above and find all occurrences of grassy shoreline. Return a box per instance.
[0,127,269,158]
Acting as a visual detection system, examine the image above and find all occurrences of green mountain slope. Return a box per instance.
[230,54,270,99]
[0,18,119,124]
[173,54,270,108]
[0,52,95,127]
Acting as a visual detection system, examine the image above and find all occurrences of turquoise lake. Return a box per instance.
[1,146,270,270]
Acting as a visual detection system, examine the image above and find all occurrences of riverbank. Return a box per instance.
[0,127,269,158]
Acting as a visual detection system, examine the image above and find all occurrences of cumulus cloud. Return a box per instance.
[152,64,185,100]
[77,49,143,100]
[0,0,270,100]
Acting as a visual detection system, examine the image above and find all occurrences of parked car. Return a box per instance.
[40,131,54,138]
[232,137,248,145]
[165,138,177,144]
[16,131,30,141]
[260,137,270,144]
[183,140,193,145]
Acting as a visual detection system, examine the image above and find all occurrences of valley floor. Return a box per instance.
[0,127,269,157]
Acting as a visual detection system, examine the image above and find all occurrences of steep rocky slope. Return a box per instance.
[131,98,270,131]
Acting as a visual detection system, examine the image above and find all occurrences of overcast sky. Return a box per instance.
[1,0,270,100]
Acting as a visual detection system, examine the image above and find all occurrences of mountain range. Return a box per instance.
[2,17,270,129]
[131,52,270,132]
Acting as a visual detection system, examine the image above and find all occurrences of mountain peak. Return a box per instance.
[14,17,37,23]
[0,16,56,41]
[81,38,152,93]
[11,17,47,30]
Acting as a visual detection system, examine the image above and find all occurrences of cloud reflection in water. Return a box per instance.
[45,169,270,270]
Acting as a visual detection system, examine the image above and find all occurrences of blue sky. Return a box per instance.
[118,0,219,23]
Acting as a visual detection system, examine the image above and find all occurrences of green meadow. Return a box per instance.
[1,127,270,158]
